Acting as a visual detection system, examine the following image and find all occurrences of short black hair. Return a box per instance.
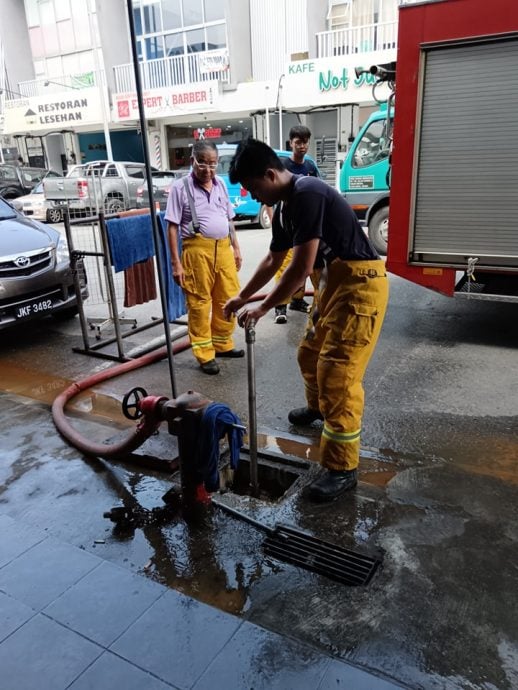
[289,125,311,141]
[229,138,284,184]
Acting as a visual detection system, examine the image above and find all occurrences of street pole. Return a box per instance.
[265,85,270,145]
[87,4,113,161]
[276,74,285,150]
[125,0,178,398]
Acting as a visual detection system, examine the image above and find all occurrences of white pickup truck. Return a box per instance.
[43,160,155,216]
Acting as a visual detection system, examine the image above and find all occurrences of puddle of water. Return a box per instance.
[0,361,71,405]
[0,361,132,428]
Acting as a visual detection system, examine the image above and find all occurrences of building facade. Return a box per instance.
[0,0,399,184]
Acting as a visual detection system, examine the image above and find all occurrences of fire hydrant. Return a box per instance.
[121,387,214,506]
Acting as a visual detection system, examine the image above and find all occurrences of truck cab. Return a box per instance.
[339,104,393,254]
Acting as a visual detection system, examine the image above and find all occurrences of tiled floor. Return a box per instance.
[0,512,405,690]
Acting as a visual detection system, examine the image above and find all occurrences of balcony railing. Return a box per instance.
[113,50,230,93]
[18,71,103,98]
[316,21,398,58]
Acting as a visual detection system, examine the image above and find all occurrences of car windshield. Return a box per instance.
[32,183,44,194]
[0,198,17,219]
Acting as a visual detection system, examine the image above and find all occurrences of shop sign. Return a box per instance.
[2,88,104,134]
[113,81,219,121]
[318,67,377,92]
[193,127,222,140]
[282,51,395,106]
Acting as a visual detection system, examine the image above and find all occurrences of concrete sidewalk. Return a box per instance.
[0,512,404,690]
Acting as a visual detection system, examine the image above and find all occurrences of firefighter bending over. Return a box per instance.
[223,139,388,502]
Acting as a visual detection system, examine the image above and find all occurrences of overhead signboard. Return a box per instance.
[281,50,397,107]
[2,87,104,134]
[112,81,219,122]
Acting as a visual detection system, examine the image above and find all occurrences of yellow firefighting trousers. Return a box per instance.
[181,235,240,364]
[274,249,306,302]
[298,259,388,471]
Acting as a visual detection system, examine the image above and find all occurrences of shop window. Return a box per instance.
[203,0,225,22]
[145,36,165,60]
[182,0,203,27]
[163,0,182,31]
[133,6,142,35]
[206,24,226,51]
[143,2,162,33]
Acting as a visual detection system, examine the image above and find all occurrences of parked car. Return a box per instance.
[11,182,64,224]
[43,161,157,216]
[136,169,189,210]
[0,197,87,331]
[0,164,61,200]
[216,144,321,228]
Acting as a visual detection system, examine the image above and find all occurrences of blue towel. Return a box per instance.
[195,402,244,492]
[106,215,155,272]
[156,213,187,321]
[106,213,186,321]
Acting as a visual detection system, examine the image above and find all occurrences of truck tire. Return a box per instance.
[104,196,125,214]
[258,204,272,229]
[368,206,389,255]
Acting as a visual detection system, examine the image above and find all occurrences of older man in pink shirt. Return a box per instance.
[165,141,243,375]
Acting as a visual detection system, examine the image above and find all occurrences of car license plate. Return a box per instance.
[15,298,55,320]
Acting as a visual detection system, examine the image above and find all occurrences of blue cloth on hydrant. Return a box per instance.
[196,402,244,492]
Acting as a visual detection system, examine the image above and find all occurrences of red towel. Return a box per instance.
[124,258,157,307]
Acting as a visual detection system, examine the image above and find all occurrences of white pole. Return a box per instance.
[278,95,283,150]
[276,74,285,150]
[88,3,113,161]
[265,85,270,145]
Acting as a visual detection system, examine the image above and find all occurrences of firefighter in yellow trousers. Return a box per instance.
[224,139,388,502]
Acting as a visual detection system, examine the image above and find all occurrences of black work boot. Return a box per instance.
[200,359,220,375]
[306,469,358,502]
[288,406,324,425]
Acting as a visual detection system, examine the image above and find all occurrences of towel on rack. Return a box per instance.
[106,215,155,272]
[124,257,157,307]
[156,212,187,321]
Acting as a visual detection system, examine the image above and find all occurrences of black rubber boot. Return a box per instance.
[288,406,323,425]
[200,359,220,375]
[306,469,358,502]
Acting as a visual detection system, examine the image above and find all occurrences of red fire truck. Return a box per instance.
[386,0,518,302]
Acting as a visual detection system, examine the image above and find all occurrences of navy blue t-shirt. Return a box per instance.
[270,175,379,262]
[282,157,320,177]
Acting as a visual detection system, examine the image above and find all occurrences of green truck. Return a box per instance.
[339,102,393,255]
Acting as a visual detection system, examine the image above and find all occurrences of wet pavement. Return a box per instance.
[1,229,518,688]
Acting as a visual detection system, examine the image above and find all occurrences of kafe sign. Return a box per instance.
[113,81,219,121]
[283,50,396,107]
[2,88,103,134]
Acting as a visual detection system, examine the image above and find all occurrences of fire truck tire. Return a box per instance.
[368,206,389,255]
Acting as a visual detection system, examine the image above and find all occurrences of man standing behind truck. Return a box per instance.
[273,125,319,324]
[224,139,388,502]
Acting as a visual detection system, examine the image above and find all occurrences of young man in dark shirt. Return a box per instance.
[273,125,319,323]
[224,139,388,502]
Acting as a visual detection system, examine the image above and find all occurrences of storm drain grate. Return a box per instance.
[263,524,380,586]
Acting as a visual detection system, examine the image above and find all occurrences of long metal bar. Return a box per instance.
[245,322,259,496]
[126,0,177,398]
[63,210,91,352]
[98,213,125,361]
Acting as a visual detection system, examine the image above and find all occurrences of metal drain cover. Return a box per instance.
[263,524,380,586]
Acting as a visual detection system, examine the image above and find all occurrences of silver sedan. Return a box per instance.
[11,182,63,224]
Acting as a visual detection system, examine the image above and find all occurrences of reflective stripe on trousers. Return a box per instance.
[297,259,388,471]
[181,235,240,364]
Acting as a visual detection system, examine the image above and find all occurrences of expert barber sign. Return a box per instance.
[2,87,104,134]
[113,81,219,121]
